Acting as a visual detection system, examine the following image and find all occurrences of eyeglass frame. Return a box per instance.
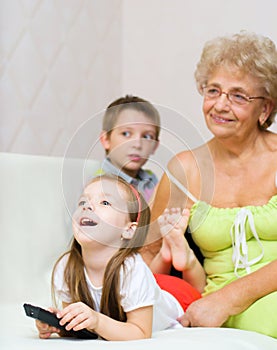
[202,85,266,106]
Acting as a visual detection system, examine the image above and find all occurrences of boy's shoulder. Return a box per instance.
[93,160,157,183]
[142,169,156,177]
[138,167,158,181]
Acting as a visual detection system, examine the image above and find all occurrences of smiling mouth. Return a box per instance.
[80,218,97,226]
[212,114,234,123]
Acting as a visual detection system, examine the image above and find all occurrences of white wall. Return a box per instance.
[1,0,276,166]
[122,0,277,172]
[0,0,122,158]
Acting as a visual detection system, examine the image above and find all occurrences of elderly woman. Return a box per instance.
[145,31,277,338]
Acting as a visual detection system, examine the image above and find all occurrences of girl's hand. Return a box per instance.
[35,307,60,339]
[57,302,98,332]
[158,208,192,271]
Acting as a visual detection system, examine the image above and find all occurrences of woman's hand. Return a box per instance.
[35,307,60,339]
[178,290,230,327]
[179,259,277,328]
[57,302,98,333]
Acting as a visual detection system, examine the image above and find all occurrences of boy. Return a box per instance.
[97,95,161,202]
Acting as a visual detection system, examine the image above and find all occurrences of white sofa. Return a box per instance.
[1,152,276,350]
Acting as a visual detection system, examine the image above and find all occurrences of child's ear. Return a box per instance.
[121,222,138,240]
[100,131,110,152]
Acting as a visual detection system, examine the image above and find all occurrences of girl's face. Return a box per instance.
[72,179,133,247]
[100,109,159,178]
[202,67,270,140]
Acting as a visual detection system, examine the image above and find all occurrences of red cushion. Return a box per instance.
[154,273,201,312]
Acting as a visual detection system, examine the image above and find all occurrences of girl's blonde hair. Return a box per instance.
[51,174,150,323]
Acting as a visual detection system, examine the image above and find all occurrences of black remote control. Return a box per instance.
[23,303,98,339]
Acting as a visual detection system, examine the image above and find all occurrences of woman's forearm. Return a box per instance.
[179,260,277,328]
[221,259,277,316]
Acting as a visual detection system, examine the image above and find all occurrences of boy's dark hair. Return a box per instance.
[102,95,161,140]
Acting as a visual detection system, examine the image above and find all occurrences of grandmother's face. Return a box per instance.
[202,67,269,139]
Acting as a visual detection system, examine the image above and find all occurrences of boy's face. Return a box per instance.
[100,109,159,178]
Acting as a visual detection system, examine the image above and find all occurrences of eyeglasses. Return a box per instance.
[202,85,265,106]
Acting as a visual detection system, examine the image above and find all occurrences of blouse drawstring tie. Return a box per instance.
[230,208,264,277]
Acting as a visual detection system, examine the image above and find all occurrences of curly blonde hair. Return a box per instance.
[195,31,277,128]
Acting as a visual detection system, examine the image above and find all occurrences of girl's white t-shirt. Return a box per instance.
[54,253,183,332]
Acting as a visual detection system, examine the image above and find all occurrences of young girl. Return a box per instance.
[36,174,200,341]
